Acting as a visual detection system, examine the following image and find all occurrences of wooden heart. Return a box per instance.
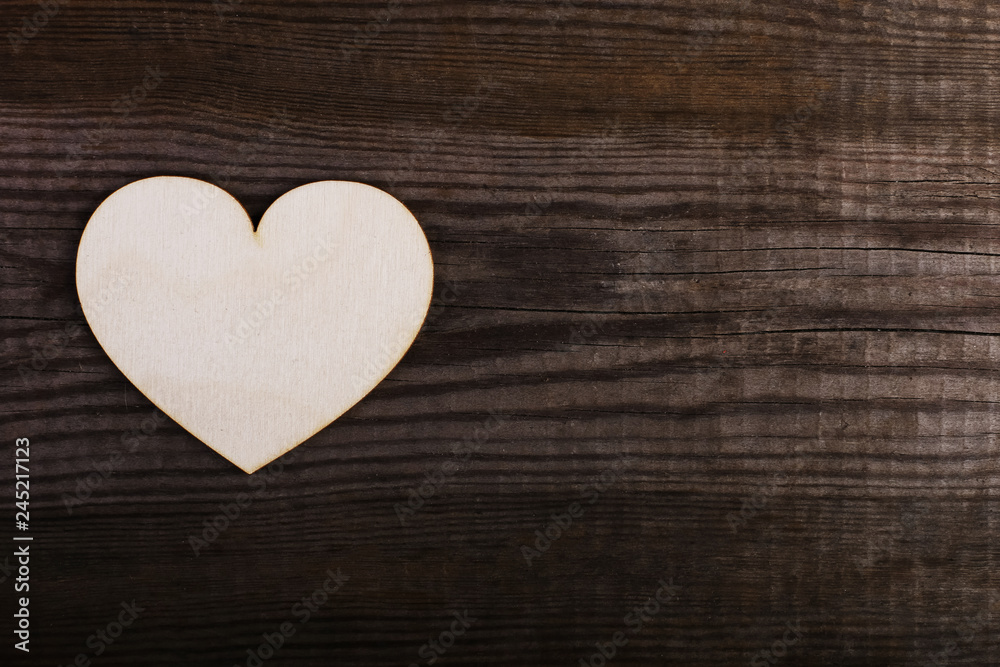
[76,177,433,472]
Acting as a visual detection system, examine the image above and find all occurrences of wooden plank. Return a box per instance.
[2,0,1000,664]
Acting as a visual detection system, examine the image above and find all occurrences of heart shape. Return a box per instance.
[76,177,433,472]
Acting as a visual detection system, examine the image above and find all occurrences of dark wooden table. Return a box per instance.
[3,1,999,665]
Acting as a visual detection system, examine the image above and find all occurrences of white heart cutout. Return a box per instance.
[76,177,433,472]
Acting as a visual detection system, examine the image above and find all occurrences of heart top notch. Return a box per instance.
[76,177,434,472]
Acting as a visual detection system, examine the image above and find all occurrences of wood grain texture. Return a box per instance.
[2,0,1000,665]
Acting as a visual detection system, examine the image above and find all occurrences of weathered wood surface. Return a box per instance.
[3,0,1000,665]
